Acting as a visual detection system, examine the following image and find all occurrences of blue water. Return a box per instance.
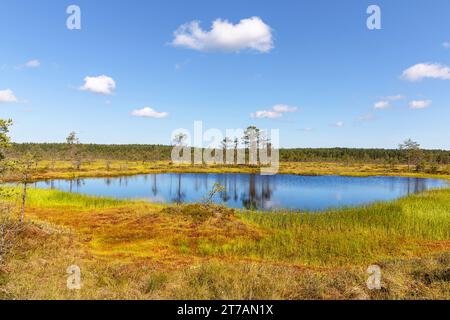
[31,173,448,211]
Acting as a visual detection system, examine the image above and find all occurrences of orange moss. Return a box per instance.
[25,201,263,270]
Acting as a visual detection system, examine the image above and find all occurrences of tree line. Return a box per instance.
[7,139,450,166]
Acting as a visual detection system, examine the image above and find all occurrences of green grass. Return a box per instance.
[193,189,450,266]
[243,190,450,239]
[13,186,128,210]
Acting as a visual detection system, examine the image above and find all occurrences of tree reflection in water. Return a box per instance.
[405,177,427,195]
[35,174,447,211]
[171,173,185,203]
[152,174,158,196]
[240,175,275,210]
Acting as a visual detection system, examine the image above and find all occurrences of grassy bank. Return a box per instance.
[1,185,449,299]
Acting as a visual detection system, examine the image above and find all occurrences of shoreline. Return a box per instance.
[6,160,450,183]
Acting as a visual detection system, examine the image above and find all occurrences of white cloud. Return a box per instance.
[172,16,273,53]
[273,104,298,113]
[15,59,40,70]
[0,89,18,103]
[174,59,190,71]
[251,110,282,119]
[409,100,432,109]
[334,121,344,128]
[131,107,169,118]
[251,104,298,119]
[358,114,375,121]
[24,59,40,68]
[384,94,405,101]
[374,101,390,109]
[299,127,314,132]
[80,75,116,95]
[443,42,450,49]
[401,63,450,81]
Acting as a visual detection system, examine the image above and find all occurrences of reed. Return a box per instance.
[11,186,127,210]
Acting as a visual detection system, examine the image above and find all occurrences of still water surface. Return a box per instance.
[32,173,448,211]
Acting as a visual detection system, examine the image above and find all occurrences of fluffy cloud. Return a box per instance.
[401,63,450,81]
[0,89,18,103]
[24,59,40,68]
[334,121,344,128]
[374,101,390,109]
[409,100,432,109]
[374,95,405,110]
[131,107,169,118]
[251,104,298,119]
[80,75,116,95]
[443,42,450,49]
[172,16,273,53]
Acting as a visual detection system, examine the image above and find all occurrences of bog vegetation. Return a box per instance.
[1,121,449,300]
[1,186,449,299]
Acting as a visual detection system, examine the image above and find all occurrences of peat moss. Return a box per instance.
[162,203,235,222]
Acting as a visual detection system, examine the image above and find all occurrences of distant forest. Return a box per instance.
[8,143,450,165]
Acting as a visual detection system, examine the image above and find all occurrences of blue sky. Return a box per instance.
[1,0,449,149]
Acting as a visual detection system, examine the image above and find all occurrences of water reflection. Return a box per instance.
[33,174,448,211]
[406,177,427,194]
[38,178,86,193]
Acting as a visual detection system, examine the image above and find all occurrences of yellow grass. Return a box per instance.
[7,160,450,182]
